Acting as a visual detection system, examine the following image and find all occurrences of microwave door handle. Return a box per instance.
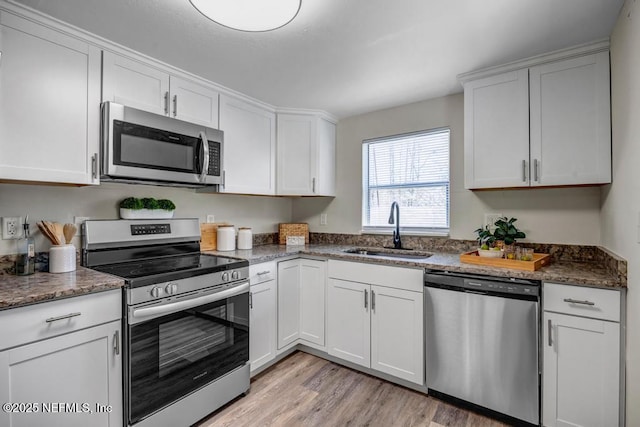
[199,131,210,183]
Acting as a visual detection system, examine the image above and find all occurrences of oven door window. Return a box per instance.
[128,292,249,424]
[113,120,203,174]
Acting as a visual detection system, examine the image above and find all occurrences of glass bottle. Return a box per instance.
[16,222,35,276]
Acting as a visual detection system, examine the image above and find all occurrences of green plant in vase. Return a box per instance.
[474,225,498,251]
[492,217,526,259]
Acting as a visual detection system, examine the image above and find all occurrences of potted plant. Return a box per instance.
[119,197,176,219]
[493,216,526,246]
[474,225,503,258]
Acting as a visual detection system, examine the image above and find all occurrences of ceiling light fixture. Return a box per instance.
[189,0,301,32]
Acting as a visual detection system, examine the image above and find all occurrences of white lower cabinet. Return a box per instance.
[0,290,122,427]
[327,260,424,385]
[542,282,623,427]
[249,262,277,374]
[327,279,371,366]
[277,258,326,350]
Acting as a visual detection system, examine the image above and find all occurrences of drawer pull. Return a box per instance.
[256,271,270,276]
[563,298,595,306]
[45,312,81,323]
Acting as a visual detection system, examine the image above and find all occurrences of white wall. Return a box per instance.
[293,93,603,245]
[602,1,639,424]
[0,182,292,255]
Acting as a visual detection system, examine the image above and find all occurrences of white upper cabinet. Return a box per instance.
[276,112,336,196]
[461,43,611,189]
[102,51,219,128]
[529,51,611,186]
[463,69,530,189]
[219,95,276,195]
[0,11,101,185]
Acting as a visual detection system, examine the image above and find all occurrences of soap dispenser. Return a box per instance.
[15,215,35,276]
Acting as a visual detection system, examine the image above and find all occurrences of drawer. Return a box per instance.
[250,261,276,285]
[328,260,423,293]
[543,282,620,322]
[0,289,121,351]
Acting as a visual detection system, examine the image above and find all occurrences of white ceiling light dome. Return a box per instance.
[190,0,302,32]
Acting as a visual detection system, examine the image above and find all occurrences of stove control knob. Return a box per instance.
[231,271,239,280]
[165,283,178,295]
[222,272,230,282]
[150,286,164,298]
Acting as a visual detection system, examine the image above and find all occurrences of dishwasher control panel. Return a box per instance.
[424,270,540,298]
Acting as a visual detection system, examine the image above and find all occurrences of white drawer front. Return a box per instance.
[543,282,620,322]
[0,289,122,351]
[250,261,276,285]
[328,260,423,292]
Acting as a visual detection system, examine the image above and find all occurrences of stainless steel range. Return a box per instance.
[82,218,250,427]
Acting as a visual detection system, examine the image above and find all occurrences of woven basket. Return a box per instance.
[278,223,309,245]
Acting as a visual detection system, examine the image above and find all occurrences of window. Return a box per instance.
[362,128,450,234]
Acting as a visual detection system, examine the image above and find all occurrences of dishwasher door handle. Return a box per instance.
[464,289,488,296]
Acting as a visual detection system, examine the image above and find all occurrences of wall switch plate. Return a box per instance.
[206,214,215,223]
[484,213,502,232]
[2,217,22,239]
[320,213,328,226]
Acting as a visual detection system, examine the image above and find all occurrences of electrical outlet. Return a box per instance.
[320,213,328,226]
[2,217,22,239]
[484,213,502,232]
[206,214,215,223]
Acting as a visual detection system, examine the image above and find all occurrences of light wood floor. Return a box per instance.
[197,352,509,427]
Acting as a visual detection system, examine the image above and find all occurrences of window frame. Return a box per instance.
[361,127,450,236]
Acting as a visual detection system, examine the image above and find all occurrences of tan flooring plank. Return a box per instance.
[197,352,510,427]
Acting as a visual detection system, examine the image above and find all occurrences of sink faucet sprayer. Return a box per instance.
[388,201,402,249]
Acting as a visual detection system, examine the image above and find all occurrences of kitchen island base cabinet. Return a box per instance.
[0,320,122,427]
[327,260,424,385]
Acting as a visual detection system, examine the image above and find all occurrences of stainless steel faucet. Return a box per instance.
[388,201,402,249]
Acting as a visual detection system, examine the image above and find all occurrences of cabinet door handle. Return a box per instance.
[534,159,539,182]
[548,319,552,347]
[222,170,226,187]
[164,91,170,115]
[45,312,81,323]
[371,290,376,312]
[173,95,178,117]
[113,330,120,355]
[522,160,527,182]
[256,271,270,276]
[91,153,98,180]
[312,178,316,193]
[364,289,368,310]
[249,292,253,309]
[563,298,595,306]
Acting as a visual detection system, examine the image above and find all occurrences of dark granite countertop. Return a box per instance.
[205,244,625,289]
[0,267,124,310]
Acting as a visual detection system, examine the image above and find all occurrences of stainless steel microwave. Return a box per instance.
[101,102,223,187]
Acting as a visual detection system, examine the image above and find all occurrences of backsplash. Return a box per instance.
[1,232,626,285]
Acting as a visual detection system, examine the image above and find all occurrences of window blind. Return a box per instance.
[362,128,450,233]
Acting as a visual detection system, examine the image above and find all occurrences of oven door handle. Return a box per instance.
[132,282,249,321]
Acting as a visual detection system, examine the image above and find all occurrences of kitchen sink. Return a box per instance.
[343,247,432,260]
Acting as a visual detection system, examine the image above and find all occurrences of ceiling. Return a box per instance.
[13,0,624,119]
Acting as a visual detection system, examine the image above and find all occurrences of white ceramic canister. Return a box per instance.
[237,227,252,250]
[49,244,76,273]
[216,225,236,251]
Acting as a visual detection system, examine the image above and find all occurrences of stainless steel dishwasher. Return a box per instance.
[424,270,540,427]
